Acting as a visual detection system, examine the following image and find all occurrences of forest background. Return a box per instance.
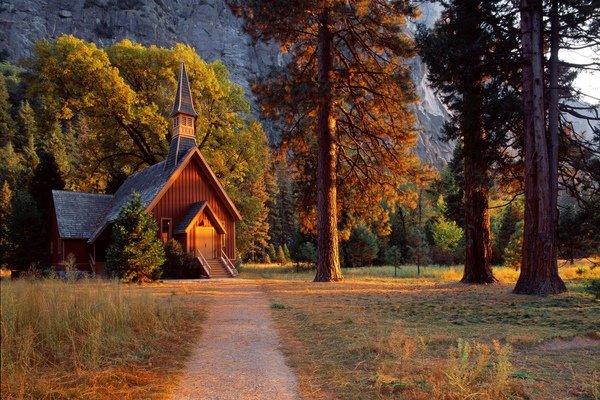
[0,0,599,286]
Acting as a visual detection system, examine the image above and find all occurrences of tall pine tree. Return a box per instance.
[235,0,422,281]
[0,181,12,267]
[16,100,37,149]
[30,151,65,219]
[417,0,522,283]
[0,74,16,147]
[7,190,47,269]
[514,0,567,295]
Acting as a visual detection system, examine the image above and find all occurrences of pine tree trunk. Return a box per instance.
[547,0,560,263]
[514,0,566,295]
[314,10,342,282]
[462,168,495,283]
[459,0,496,284]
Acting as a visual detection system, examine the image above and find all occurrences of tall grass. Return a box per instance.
[375,330,515,399]
[242,259,600,284]
[0,279,192,399]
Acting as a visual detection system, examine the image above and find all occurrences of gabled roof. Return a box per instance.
[88,147,242,243]
[87,158,177,243]
[174,200,226,235]
[52,191,113,239]
[170,62,197,117]
[175,201,206,234]
[147,148,242,221]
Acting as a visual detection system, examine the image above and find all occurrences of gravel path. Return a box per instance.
[170,279,299,400]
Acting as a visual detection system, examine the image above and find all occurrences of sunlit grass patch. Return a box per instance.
[264,277,600,399]
[242,259,600,289]
[0,279,202,399]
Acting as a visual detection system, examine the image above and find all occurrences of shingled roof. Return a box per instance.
[164,135,197,171]
[174,200,227,235]
[52,191,113,239]
[87,146,241,243]
[170,62,197,117]
[87,157,179,243]
[174,201,206,234]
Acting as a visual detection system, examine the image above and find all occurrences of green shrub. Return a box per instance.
[106,192,165,282]
[267,244,276,262]
[295,242,317,266]
[585,279,600,299]
[161,239,199,279]
[442,339,512,399]
[234,257,243,271]
[276,245,287,265]
[504,220,523,270]
[431,214,463,255]
[346,223,379,267]
[384,245,402,266]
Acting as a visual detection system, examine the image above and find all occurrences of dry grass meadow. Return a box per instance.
[242,261,600,400]
[0,279,207,399]
[1,260,598,400]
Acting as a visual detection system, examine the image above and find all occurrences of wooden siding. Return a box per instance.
[151,157,236,259]
[52,240,91,271]
[63,240,91,270]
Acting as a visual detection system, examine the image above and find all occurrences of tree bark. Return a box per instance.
[459,0,496,284]
[514,0,566,295]
[547,0,560,257]
[314,10,343,282]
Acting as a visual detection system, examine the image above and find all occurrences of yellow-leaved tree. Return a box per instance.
[25,35,271,256]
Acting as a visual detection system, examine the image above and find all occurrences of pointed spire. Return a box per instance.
[165,62,198,170]
[170,62,197,118]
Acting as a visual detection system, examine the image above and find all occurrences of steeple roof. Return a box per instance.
[170,62,198,117]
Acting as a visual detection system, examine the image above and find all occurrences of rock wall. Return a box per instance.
[0,0,453,166]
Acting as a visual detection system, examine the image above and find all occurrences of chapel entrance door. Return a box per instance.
[195,226,215,259]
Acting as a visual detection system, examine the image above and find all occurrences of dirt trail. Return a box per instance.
[170,279,299,400]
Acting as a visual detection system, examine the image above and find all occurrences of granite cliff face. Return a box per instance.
[0,0,453,166]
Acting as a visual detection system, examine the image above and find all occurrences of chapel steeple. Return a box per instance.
[165,62,198,170]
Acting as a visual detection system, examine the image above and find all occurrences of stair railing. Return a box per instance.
[220,249,239,277]
[194,249,211,277]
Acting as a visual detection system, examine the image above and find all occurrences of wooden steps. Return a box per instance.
[205,258,233,278]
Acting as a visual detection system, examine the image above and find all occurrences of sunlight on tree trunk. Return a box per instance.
[514,0,566,295]
[315,11,342,282]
